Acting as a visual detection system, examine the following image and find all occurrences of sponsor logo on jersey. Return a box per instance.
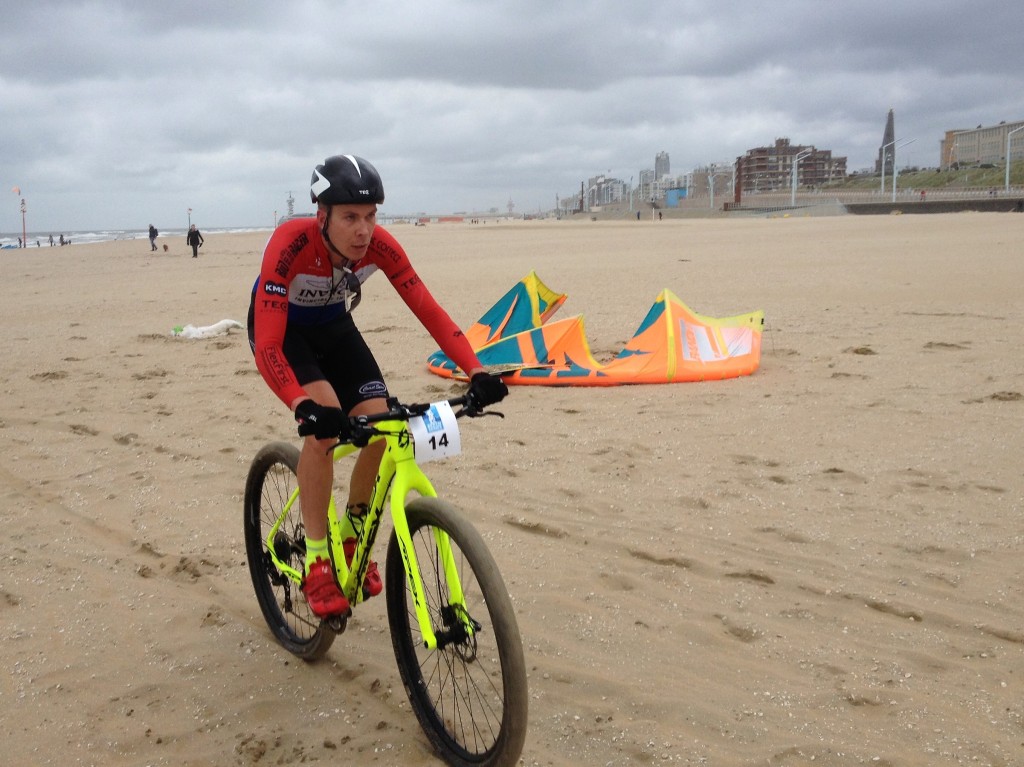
[359,381,388,398]
[376,240,402,264]
[260,347,291,388]
[263,280,287,296]
[274,231,310,278]
[290,275,337,307]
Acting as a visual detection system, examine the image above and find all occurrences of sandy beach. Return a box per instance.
[2,212,1022,766]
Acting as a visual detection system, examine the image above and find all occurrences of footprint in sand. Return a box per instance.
[503,515,568,539]
[30,370,69,381]
[987,391,1021,401]
[626,548,692,569]
[715,614,762,643]
[132,368,171,381]
[963,390,1022,404]
[725,569,776,585]
[756,526,812,544]
[200,606,229,628]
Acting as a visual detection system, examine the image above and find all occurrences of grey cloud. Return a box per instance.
[2,0,1022,229]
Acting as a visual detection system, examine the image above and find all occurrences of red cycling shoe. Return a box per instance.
[344,538,383,598]
[301,558,350,618]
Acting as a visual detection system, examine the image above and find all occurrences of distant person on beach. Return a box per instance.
[149,224,158,251]
[247,154,507,618]
[186,225,204,258]
[49,234,54,246]
[59,234,65,246]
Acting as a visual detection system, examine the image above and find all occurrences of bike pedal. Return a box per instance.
[325,613,349,634]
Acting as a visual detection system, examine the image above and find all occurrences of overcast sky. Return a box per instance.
[3,0,1023,231]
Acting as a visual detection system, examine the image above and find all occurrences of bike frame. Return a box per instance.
[262,418,469,650]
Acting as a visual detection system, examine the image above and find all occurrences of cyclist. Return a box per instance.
[248,154,507,618]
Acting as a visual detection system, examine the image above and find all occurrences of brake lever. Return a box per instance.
[323,420,375,454]
[455,406,505,419]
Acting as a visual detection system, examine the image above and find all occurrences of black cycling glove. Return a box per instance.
[468,372,509,408]
[295,400,350,440]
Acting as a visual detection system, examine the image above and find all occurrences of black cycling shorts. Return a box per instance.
[247,298,389,412]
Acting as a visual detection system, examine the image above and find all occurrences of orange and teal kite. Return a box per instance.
[427,271,764,386]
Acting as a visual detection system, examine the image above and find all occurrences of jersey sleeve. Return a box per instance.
[252,222,309,407]
[371,227,482,376]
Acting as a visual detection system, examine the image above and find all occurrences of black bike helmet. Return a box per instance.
[310,154,385,205]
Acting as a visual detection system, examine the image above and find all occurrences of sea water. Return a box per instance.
[0,226,272,249]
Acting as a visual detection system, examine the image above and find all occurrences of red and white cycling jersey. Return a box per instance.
[252,216,480,406]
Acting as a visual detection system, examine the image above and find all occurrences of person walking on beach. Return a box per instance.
[247,154,508,618]
[186,225,204,258]
[148,224,158,251]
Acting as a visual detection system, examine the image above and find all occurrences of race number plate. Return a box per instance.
[408,401,461,463]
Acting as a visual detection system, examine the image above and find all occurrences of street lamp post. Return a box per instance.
[1005,126,1024,193]
[187,207,192,228]
[879,138,914,198]
[11,186,26,247]
[890,138,916,203]
[791,149,813,206]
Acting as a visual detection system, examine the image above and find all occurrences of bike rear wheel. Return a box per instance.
[243,441,335,660]
[385,498,527,767]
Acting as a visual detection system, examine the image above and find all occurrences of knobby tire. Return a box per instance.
[385,498,528,767]
[243,441,335,660]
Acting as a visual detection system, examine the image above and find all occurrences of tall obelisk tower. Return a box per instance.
[876,109,895,174]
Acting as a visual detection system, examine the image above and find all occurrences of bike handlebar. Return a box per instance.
[343,394,501,446]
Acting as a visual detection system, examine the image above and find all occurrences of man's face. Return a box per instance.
[319,203,377,264]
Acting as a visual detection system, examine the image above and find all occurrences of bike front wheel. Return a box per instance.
[385,498,528,767]
[243,441,335,661]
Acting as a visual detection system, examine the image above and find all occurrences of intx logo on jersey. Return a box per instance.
[291,274,338,307]
[263,281,288,297]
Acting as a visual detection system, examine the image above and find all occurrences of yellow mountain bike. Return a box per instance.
[243,394,527,767]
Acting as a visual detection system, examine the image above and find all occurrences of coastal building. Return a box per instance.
[940,120,1024,168]
[636,153,674,202]
[655,151,670,180]
[734,138,846,193]
[637,168,656,201]
[585,173,628,207]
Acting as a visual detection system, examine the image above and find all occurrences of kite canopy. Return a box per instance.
[427,271,764,386]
